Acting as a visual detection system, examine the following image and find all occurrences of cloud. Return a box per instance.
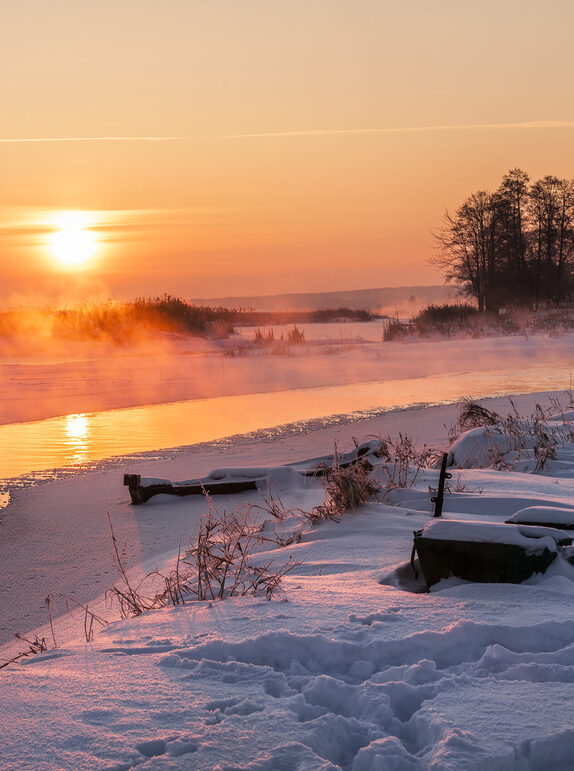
[227,120,574,139]
[1,121,574,144]
[0,136,178,144]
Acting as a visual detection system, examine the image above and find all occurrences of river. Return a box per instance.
[2,363,572,482]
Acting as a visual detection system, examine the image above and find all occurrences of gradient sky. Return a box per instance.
[2,0,574,304]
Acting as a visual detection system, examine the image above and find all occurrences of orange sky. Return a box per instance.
[2,0,574,305]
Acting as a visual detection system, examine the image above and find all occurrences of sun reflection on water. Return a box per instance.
[64,413,90,464]
[1,365,574,482]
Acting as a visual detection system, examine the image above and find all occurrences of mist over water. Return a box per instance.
[3,320,574,486]
[3,323,574,424]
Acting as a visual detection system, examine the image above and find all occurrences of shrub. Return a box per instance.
[377,433,434,489]
[287,325,305,344]
[411,303,479,336]
[382,311,407,341]
[311,447,381,521]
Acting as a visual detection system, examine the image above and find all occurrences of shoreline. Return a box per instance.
[0,387,569,656]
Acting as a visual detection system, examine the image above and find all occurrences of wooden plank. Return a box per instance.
[123,474,258,505]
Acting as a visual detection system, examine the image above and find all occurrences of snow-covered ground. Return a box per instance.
[4,391,574,769]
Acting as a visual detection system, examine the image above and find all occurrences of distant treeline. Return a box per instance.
[233,307,374,326]
[433,169,574,311]
[0,295,376,344]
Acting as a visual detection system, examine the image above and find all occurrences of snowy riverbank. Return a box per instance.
[4,390,574,768]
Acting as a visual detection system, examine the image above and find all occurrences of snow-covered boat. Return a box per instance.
[413,519,572,589]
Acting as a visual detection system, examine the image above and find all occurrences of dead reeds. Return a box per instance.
[311,445,381,521]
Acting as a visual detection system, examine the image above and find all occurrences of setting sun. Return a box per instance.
[48,212,98,267]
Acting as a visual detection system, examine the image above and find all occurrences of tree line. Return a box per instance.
[432,169,574,311]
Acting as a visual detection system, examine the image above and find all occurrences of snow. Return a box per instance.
[506,506,574,528]
[135,442,382,489]
[416,519,570,551]
[5,390,574,768]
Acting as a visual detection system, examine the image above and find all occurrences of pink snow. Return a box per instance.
[3,383,574,768]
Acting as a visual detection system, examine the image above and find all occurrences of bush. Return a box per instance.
[287,325,305,344]
[411,303,479,335]
[311,447,381,521]
[382,312,408,341]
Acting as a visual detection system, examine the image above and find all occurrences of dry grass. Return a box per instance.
[186,503,298,601]
[449,397,574,472]
[377,433,434,489]
[0,634,48,669]
[448,399,501,442]
[384,303,574,342]
[311,446,381,521]
[105,497,300,618]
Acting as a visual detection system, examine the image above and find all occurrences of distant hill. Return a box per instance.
[191,285,457,315]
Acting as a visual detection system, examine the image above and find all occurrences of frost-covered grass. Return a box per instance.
[447,397,574,472]
[4,394,574,767]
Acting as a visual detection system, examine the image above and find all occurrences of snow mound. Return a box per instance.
[506,505,574,528]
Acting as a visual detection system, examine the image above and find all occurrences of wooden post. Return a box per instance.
[431,453,451,518]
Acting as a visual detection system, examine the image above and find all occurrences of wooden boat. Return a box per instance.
[412,519,572,590]
[124,441,381,504]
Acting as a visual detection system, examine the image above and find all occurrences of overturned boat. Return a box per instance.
[412,519,572,590]
[124,440,381,504]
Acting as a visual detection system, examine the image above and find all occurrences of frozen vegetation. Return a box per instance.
[4,393,574,768]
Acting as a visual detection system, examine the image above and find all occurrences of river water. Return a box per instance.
[2,363,572,483]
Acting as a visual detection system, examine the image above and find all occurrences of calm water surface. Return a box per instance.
[2,364,573,482]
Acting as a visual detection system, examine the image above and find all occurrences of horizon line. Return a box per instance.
[2,120,574,144]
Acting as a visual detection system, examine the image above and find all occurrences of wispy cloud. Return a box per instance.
[0,136,179,144]
[0,207,245,242]
[1,120,573,144]
[227,120,574,138]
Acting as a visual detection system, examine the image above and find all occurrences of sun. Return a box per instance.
[48,211,98,267]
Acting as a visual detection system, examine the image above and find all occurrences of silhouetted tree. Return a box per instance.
[527,176,574,306]
[492,168,530,305]
[433,190,497,311]
[432,169,574,310]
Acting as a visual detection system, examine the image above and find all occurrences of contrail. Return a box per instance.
[1,120,573,144]
[0,136,179,144]
[227,120,574,138]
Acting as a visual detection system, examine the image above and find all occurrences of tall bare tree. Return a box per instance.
[432,169,574,310]
[528,176,574,306]
[432,191,497,311]
[493,168,530,303]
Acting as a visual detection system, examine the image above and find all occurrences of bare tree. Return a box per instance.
[493,168,530,304]
[528,176,574,306]
[432,191,497,311]
[432,169,574,310]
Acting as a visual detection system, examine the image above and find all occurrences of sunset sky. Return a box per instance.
[2,0,574,305]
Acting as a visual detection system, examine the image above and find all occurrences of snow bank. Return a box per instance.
[506,505,574,528]
[5,397,574,768]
